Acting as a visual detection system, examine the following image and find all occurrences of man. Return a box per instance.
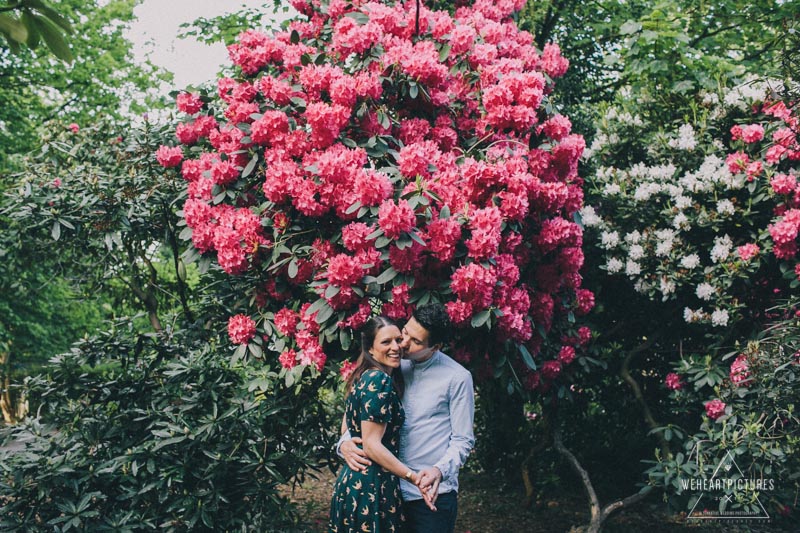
[338,303,475,533]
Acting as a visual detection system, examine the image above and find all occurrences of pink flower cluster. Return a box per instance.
[704,399,727,421]
[665,372,684,391]
[228,314,256,345]
[727,102,800,274]
[729,354,752,387]
[172,0,590,384]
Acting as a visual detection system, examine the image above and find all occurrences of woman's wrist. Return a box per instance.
[403,469,417,483]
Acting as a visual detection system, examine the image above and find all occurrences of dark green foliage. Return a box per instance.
[0,325,338,531]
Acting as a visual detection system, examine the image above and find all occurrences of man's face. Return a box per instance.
[400,317,431,359]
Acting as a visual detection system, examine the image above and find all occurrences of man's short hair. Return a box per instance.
[412,303,451,347]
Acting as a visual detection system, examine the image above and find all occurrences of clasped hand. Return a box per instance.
[341,437,440,511]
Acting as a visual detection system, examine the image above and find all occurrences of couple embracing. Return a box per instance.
[329,304,475,533]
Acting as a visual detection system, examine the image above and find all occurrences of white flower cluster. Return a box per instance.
[667,124,697,151]
[710,234,733,264]
[579,205,602,227]
[722,78,782,109]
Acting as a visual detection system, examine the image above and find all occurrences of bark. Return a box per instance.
[0,350,25,425]
[619,334,672,458]
[521,412,551,507]
[552,423,654,533]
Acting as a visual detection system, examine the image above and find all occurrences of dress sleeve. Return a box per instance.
[357,370,395,424]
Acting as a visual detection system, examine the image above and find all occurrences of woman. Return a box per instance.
[329,316,431,533]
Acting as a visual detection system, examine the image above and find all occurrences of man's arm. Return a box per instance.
[336,414,371,471]
[420,371,475,494]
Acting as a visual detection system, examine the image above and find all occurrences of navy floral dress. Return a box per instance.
[329,369,405,533]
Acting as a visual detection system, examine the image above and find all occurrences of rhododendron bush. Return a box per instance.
[159,0,592,393]
[581,80,800,515]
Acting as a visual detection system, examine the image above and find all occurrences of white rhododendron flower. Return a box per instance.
[605,257,624,273]
[695,283,715,301]
[711,309,729,327]
[680,254,701,269]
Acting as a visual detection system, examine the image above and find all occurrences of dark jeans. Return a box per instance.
[402,491,458,533]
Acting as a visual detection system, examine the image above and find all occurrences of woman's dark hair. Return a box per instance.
[411,303,451,347]
[345,316,405,397]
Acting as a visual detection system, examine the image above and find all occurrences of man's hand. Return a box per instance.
[416,466,442,505]
[340,437,371,472]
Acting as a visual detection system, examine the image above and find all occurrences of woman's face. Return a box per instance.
[369,325,403,370]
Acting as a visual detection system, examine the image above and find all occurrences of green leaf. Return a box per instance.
[242,154,258,178]
[471,310,491,328]
[307,298,327,316]
[325,284,340,299]
[21,11,39,48]
[376,267,398,284]
[316,301,334,323]
[345,12,369,24]
[288,259,298,279]
[0,14,28,44]
[51,220,61,240]
[620,20,642,35]
[248,342,263,359]
[30,13,73,62]
[439,43,451,62]
[409,83,419,99]
[151,436,186,451]
[519,344,536,370]
[27,0,73,33]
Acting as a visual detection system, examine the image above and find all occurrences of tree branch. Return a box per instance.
[619,332,672,458]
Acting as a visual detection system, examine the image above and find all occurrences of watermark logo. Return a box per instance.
[684,450,773,522]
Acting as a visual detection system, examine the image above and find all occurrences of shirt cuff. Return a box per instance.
[335,433,348,458]
[433,460,451,482]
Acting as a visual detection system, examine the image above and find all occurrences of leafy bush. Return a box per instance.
[0,325,337,531]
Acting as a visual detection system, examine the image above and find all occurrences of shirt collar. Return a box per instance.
[411,350,440,370]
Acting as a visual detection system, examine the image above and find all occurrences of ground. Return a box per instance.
[281,468,793,532]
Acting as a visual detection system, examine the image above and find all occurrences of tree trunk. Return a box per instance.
[0,351,21,424]
[551,409,654,532]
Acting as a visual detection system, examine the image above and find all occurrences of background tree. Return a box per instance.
[0,0,167,172]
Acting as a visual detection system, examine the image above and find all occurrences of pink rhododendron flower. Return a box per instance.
[339,359,358,380]
[541,360,562,380]
[228,314,256,345]
[326,253,364,287]
[665,373,683,391]
[377,199,416,239]
[558,346,576,365]
[177,92,204,114]
[737,243,760,262]
[770,173,797,195]
[740,124,765,143]
[704,399,727,421]
[574,289,595,316]
[155,145,183,168]
[170,0,593,391]
[729,354,751,387]
[726,151,749,173]
[68,123,79,133]
[341,222,376,252]
[274,308,300,336]
[279,349,298,369]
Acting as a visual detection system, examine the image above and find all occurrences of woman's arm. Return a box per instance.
[360,421,411,479]
[361,420,436,510]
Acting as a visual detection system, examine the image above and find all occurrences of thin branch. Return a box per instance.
[620,332,673,458]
